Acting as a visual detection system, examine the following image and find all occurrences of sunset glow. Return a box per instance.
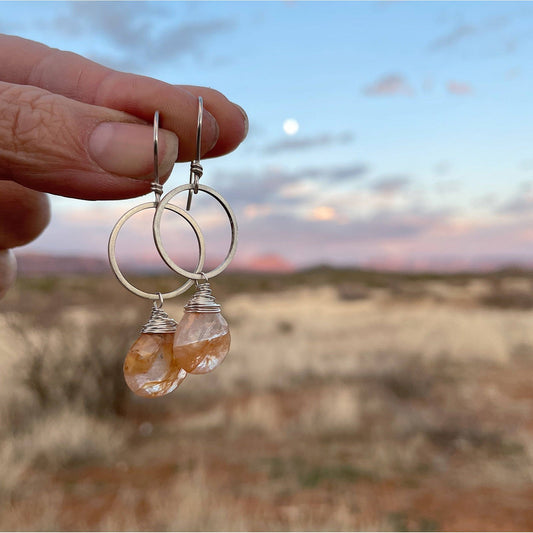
[8,1,533,270]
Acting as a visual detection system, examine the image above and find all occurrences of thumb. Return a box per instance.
[0,81,179,200]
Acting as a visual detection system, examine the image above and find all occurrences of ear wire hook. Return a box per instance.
[151,110,163,203]
[186,97,204,211]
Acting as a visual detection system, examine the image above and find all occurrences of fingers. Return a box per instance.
[0,181,49,299]
[0,34,248,161]
[0,250,16,300]
[0,181,50,248]
[0,81,179,199]
[181,85,249,159]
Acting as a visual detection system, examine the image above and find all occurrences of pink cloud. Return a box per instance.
[363,74,414,96]
[21,190,533,273]
[447,81,473,95]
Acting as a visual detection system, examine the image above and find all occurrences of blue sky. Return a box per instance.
[5,1,533,270]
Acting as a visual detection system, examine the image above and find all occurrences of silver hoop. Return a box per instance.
[195,97,203,162]
[108,202,205,300]
[153,183,238,280]
[153,110,160,186]
[150,110,164,202]
[187,97,204,211]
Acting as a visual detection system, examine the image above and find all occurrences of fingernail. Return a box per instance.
[203,110,219,154]
[234,104,249,139]
[89,123,179,178]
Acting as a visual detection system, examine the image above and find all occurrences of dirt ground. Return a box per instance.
[1,270,533,530]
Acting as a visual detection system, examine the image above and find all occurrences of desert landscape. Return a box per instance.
[1,267,533,531]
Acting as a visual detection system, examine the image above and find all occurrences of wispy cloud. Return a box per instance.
[30,184,533,270]
[447,81,473,95]
[498,184,533,215]
[45,2,236,70]
[435,180,461,194]
[328,164,368,181]
[429,24,476,51]
[363,74,414,96]
[428,14,528,56]
[434,161,452,176]
[291,163,369,183]
[262,132,354,154]
[237,208,453,266]
[214,163,369,210]
[371,175,411,194]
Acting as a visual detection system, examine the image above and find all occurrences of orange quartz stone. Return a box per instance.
[173,312,231,374]
[123,332,186,398]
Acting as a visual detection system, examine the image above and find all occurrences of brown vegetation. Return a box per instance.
[1,268,533,530]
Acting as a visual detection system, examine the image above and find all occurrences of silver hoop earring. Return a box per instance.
[107,100,239,398]
[153,98,238,375]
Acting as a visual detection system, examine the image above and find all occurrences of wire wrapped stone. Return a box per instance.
[184,282,221,313]
[140,303,178,333]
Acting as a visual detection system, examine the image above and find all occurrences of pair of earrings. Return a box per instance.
[108,98,238,398]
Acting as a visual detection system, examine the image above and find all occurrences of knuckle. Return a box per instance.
[1,84,57,145]
[0,83,76,175]
[205,87,227,101]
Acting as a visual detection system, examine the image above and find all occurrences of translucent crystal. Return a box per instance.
[124,333,186,397]
[173,312,231,374]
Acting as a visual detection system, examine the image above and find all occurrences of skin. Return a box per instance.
[0,34,248,299]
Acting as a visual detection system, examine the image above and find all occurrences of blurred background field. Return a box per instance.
[3,2,533,530]
[1,267,533,531]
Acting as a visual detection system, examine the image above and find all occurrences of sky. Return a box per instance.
[5,0,533,271]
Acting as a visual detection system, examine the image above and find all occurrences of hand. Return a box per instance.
[0,34,248,298]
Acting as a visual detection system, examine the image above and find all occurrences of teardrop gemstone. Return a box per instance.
[173,312,231,374]
[124,332,186,397]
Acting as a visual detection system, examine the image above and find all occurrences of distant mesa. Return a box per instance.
[14,252,296,276]
[243,254,295,273]
[362,255,533,273]
[15,251,533,276]
[15,253,109,276]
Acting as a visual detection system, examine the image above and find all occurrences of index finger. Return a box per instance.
[0,34,248,161]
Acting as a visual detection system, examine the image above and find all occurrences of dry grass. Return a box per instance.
[0,270,533,530]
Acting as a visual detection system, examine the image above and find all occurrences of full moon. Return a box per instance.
[283,118,299,136]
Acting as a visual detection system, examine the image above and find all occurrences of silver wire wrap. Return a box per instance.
[184,282,221,313]
[151,181,163,198]
[140,302,177,333]
[152,110,162,204]
[190,161,203,191]
[190,161,203,181]
[186,97,204,210]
